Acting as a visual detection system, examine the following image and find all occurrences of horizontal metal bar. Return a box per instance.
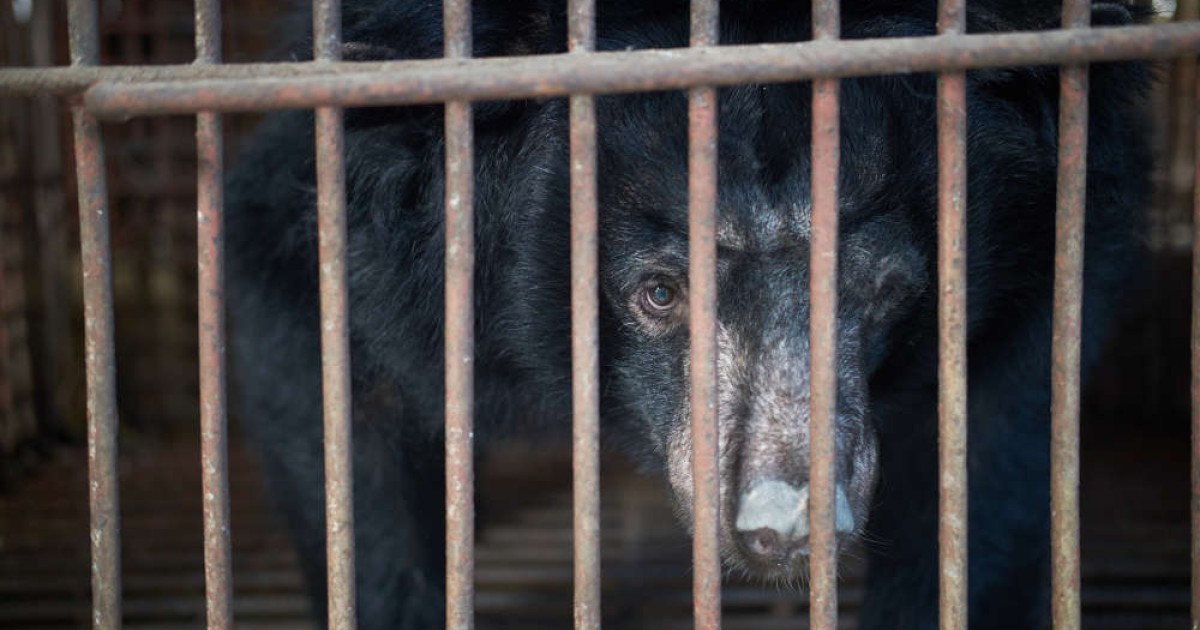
[0,23,1174,116]
[1,61,403,95]
[4,21,1194,100]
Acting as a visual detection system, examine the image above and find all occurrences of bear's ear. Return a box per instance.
[968,2,1152,105]
[1092,2,1151,28]
[301,0,561,132]
[966,0,1148,32]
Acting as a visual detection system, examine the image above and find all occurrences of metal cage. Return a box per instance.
[1,1,1198,629]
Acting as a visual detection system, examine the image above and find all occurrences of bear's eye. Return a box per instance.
[641,282,679,315]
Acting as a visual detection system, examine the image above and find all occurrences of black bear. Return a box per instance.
[226,1,1151,628]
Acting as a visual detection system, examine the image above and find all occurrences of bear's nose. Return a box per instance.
[734,479,855,563]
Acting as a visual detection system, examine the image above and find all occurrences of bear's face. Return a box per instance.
[594,81,932,580]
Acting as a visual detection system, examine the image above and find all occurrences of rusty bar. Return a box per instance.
[808,1,839,630]
[1192,46,1200,630]
[1051,2,1090,629]
[568,0,600,628]
[313,1,357,628]
[4,24,1198,99]
[0,23,1190,98]
[443,1,475,629]
[195,0,232,627]
[67,0,122,627]
[936,0,968,629]
[67,0,99,66]
[687,1,720,630]
[73,110,122,628]
[65,23,1200,117]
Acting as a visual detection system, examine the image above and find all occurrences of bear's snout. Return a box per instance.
[734,479,855,564]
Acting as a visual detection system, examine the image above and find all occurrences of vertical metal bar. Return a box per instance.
[195,0,232,628]
[936,1,968,628]
[687,2,720,629]
[808,1,839,629]
[1051,2,1090,629]
[568,0,600,628]
[1191,54,1200,630]
[75,56,124,630]
[313,1,356,628]
[443,1,475,629]
[66,1,122,627]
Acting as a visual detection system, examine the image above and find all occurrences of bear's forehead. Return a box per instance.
[595,83,900,197]
[715,202,812,253]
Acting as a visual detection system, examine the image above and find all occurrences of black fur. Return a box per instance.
[227,2,1152,627]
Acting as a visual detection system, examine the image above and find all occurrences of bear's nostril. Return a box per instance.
[739,526,796,562]
[749,527,781,557]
